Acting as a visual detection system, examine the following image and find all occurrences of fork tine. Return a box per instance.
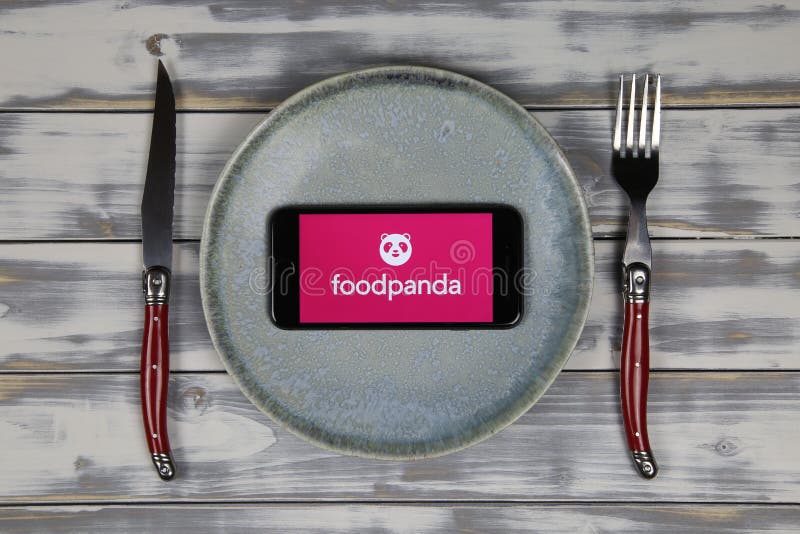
[651,74,661,156]
[626,73,636,156]
[638,74,649,157]
[613,75,623,153]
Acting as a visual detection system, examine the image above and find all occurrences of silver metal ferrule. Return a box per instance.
[623,263,650,303]
[152,452,176,480]
[143,266,171,305]
[631,450,658,479]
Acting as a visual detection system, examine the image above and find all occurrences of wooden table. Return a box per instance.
[1,1,798,531]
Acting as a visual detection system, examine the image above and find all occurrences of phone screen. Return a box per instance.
[299,212,493,323]
[270,206,523,328]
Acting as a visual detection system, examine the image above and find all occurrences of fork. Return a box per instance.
[612,73,661,479]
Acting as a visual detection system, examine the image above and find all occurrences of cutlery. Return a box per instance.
[140,60,176,480]
[612,73,661,479]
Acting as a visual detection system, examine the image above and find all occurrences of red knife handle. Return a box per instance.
[141,267,175,480]
[620,263,658,479]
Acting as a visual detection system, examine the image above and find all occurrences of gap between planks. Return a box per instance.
[1,500,800,507]
[4,103,800,113]
[1,369,798,376]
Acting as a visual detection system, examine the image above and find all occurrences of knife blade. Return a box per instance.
[140,59,176,481]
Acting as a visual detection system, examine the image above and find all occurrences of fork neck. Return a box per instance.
[622,198,652,269]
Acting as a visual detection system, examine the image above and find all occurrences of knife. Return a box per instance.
[140,59,176,481]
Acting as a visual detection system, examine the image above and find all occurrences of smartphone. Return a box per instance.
[269,205,524,329]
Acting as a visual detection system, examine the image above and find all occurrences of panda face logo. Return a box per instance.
[379,233,412,266]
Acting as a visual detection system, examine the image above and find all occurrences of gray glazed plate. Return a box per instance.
[200,66,593,459]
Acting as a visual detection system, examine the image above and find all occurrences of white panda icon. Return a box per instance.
[379,233,412,266]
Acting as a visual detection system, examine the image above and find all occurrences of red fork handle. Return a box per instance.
[141,300,176,480]
[620,299,658,478]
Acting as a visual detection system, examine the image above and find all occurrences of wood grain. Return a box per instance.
[2,109,799,240]
[0,372,797,503]
[1,504,798,533]
[1,240,798,372]
[1,1,800,109]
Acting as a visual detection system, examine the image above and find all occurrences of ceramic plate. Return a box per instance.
[200,66,593,459]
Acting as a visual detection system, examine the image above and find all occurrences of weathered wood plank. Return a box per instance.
[0,112,258,241]
[1,240,797,372]
[2,109,799,240]
[1,504,798,533]
[1,1,800,109]
[0,372,797,502]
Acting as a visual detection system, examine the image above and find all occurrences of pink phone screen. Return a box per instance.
[298,213,494,323]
